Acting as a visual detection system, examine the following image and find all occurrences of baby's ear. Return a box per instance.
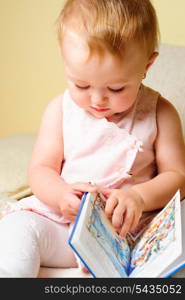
[145,51,159,72]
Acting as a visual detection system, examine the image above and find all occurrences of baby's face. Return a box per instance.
[61,29,151,121]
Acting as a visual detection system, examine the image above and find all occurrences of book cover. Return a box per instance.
[68,190,182,278]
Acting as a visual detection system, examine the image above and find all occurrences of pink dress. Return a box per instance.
[6,84,159,223]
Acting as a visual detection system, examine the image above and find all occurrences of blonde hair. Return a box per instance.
[56,0,160,58]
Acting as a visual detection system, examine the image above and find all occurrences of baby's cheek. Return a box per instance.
[71,92,89,108]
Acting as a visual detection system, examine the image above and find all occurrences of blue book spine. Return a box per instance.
[68,192,96,278]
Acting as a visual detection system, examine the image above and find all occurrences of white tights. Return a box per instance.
[0,211,77,277]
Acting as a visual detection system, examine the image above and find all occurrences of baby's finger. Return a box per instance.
[74,190,83,198]
[98,187,112,198]
[82,266,89,274]
[61,206,78,222]
[111,204,126,229]
[68,195,81,211]
[119,209,134,238]
[105,196,118,218]
[73,182,97,193]
[130,211,142,233]
[64,212,77,222]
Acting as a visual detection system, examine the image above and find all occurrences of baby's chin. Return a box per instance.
[106,112,127,123]
[87,110,124,122]
[86,109,112,119]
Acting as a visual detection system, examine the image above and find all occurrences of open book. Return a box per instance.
[68,190,185,278]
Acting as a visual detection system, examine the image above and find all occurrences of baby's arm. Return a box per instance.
[102,97,185,237]
[132,96,185,210]
[28,96,96,221]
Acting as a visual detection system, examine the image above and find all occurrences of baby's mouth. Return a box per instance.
[91,106,110,112]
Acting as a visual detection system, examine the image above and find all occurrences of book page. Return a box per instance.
[129,191,182,277]
[160,198,185,277]
[87,194,131,276]
[127,210,158,242]
[69,192,131,277]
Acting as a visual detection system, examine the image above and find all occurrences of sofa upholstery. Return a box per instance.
[144,43,185,135]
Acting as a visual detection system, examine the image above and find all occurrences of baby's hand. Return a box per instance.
[59,182,97,221]
[82,266,89,274]
[100,188,145,238]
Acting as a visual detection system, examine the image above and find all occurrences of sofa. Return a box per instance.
[0,43,185,278]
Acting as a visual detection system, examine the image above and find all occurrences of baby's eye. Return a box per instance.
[75,84,90,90]
[108,87,125,93]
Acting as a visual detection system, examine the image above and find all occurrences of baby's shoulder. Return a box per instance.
[47,93,64,107]
[156,95,181,125]
[43,93,64,114]
[40,93,64,127]
[157,95,179,115]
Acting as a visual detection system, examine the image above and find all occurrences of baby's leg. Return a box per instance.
[0,211,77,277]
[0,211,41,277]
[40,217,77,269]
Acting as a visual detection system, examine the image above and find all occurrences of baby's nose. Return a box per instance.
[91,90,108,105]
